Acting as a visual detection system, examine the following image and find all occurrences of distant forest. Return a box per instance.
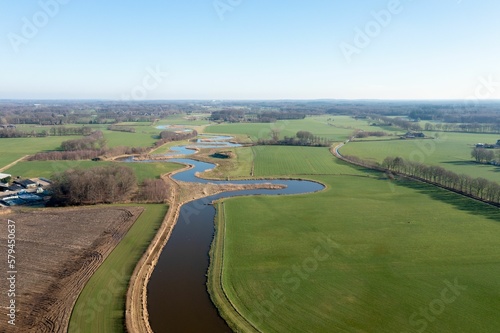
[0,100,499,130]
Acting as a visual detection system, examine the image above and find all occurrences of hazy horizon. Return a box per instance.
[2,0,500,100]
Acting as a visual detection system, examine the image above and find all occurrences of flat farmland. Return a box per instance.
[252,146,365,176]
[68,204,168,333]
[156,114,210,126]
[215,173,500,333]
[340,132,500,182]
[0,136,81,169]
[205,117,354,142]
[101,128,159,148]
[4,160,181,183]
[0,206,144,333]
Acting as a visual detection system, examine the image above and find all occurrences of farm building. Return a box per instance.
[0,173,11,182]
[14,179,37,189]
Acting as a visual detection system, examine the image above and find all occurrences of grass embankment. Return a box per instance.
[340,132,500,183]
[210,145,500,333]
[68,204,168,333]
[208,202,261,333]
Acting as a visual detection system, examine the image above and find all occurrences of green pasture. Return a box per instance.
[201,147,254,179]
[205,117,354,142]
[252,146,365,177]
[4,160,180,183]
[216,173,500,333]
[157,113,210,126]
[0,136,81,169]
[101,128,160,148]
[68,204,168,333]
[340,132,500,182]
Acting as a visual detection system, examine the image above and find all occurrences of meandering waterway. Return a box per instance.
[134,134,324,332]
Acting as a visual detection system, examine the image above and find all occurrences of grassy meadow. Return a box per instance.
[0,136,82,169]
[210,145,500,333]
[205,116,355,142]
[5,160,181,183]
[340,131,500,182]
[68,204,168,333]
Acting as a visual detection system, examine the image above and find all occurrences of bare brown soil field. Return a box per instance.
[0,206,144,333]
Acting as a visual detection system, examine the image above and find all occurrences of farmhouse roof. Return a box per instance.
[14,179,37,188]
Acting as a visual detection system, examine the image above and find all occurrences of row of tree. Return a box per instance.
[382,156,500,204]
[0,128,49,138]
[424,122,500,134]
[29,145,150,161]
[0,126,96,138]
[368,115,422,131]
[353,131,387,138]
[107,125,136,133]
[258,130,332,147]
[155,129,198,147]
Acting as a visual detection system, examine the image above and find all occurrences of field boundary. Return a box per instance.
[333,142,500,208]
[125,166,187,333]
[208,201,263,333]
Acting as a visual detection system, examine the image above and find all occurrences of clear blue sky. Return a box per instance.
[1,0,499,100]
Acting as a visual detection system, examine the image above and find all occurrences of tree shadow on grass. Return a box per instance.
[394,179,500,223]
[442,160,500,172]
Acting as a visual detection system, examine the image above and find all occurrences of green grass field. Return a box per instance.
[156,113,211,126]
[0,136,82,169]
[101,128,160,148]
[209,145,500,333]
[252,146,365,177]
[68,204,168,333]
[340,132,500,182]
[205,117,355,142]
[4,160,181,183]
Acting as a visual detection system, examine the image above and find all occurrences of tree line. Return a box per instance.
[382,156,500,205]
[424,122,500,134]
[258,130,332,147]
[0,126,96,138]
[154,129,198,147]
[368,115,422,132]
[353,131,387,138]
[107,125,136,133]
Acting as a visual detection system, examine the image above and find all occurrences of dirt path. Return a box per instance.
[0,155,29,172]
[125,163,285,333]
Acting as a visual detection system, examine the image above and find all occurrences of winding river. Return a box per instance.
[138,134,324,332]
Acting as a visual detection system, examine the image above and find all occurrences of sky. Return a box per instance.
[1,0,500,100]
